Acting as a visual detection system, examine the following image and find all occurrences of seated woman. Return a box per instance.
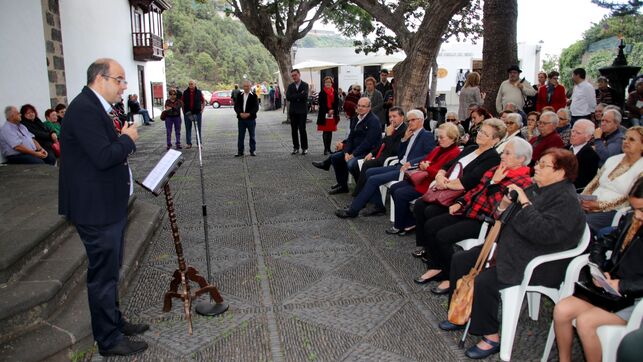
[387,123,461,236]
[439,148,586,359]
[412,119,505,258]
[463,107,492,146]
[414,137,533,295]
[581,126,643,234]
[20,104,57,157]
[553,176,643,362]
[43,109,61,138]
[520,111,540,140]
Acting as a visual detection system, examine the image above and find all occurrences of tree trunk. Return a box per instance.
[481,0,518,115]
[392,39,441,111]
[428,60,439,107]
[272,47,294,122]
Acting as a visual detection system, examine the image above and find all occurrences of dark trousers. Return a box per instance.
[322,131,333,153]
[353,158,386,196]
[75,216,128,349]
[422,212,482,275]
[390,181,422,229]
[165,116,181,146]
[330,151,360,188]
[448,247,514,335]
[290,112,308,150]
[184,113,203,146]
[413,199,448,247]
[238,119,257,153]
[349,165,401,212]
[6,153,55,165]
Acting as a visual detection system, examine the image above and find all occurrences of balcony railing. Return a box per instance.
[132,32,164,61]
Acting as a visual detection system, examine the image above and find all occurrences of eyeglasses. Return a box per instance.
[504,121,515,125]
[408,117,422,122]
[446,118,457,122]
[357,104,370,108]
[102,74,128,85]
[537,120,552,125]
[535,160,555,168]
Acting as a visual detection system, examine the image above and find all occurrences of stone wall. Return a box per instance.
[41,0,67,108]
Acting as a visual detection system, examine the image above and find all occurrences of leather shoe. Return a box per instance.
[398,228,415,236]
[413,271,445,284]
[412,248,425,258]
[250,151,257,156]
[430,284,450,295]
[465,337,500,359]
[385,227,401,235]
[330,183,341,190]
[335,208,358,218]
[302,149,308,155]
[121,321,150,336]
[361,207,386,217]
[234,153,243,157]
[291,149,299,155]
[312,160,331,171]
[328,187,349,195]
[438,320,465,331]
[99,338,148,357]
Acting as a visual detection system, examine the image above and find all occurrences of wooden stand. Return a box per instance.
[160,183,226,335]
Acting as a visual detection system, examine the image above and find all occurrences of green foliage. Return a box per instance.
[297,34,355,48]
[542,54,560,73]
[164,0,278,91]
[586,50,616,79]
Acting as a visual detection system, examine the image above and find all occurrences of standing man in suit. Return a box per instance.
[570,119,600,189]
[286,69,309,155]
[234,80,259,157]
[58,58,148,357]
[182,79,205,149]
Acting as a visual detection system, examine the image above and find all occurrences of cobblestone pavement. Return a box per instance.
[107,107,583,361]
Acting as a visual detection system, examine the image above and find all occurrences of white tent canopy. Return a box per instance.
[292,59,344,70]
[350,54,405,67]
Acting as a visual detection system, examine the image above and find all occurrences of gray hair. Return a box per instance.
[358,97,371,107]
[541,111,559,127]
[4,105,16,120]
[407,109,424,121]
[506,113,523,128]
[446,111,458,120]
[596,102,608,111]
[604,108,622,124]
[483,118,507,140]
[504,102,517,111]
[507,137,533,166]
[556,108,571,121]
[86,58,114,85]
[573,119,595,138]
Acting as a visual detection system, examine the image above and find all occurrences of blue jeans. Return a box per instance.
[6,152,55,165]
[349,165,401,212]
[184,113,203,145]
[238,119,256,153]
[138,109,151,124]
[330,151,361,188]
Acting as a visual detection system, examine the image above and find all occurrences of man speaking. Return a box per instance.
[59,58,148,357]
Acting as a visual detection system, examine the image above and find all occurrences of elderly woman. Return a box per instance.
[43,109,61,138]
[317,76,340,155]
[343,84,361,118]
[581,126,643,234]
[20,104,57,157]
[458,72,484,121]
[463,107,492,146]
[439,148,586,359]
[554,177,643,362]
[414,137,533,295]
[387,123,462,236]
[495,113,523,153]
[164,89,183,150]
[520,111,540,140]
[413,119,505,259]
[445,112,466,138]
[556,108,572,147]
[363,77,385,129]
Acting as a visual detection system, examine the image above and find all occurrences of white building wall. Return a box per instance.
[0,0,51,126]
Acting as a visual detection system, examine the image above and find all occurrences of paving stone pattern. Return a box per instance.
[107,107,584,361]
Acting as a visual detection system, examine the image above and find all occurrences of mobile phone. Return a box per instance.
[520,77,525,83]
[578,194,598,201]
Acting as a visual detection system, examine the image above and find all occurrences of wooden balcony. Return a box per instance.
[132,32,164,61]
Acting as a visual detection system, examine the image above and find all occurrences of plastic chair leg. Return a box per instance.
[597,325,626,362]
[527,292,542,320]
[540,322,556,362]
[500,286,524,361]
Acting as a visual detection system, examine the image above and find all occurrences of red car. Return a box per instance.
[210,90,233,108]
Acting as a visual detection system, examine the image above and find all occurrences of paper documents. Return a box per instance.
[142,149,183,194]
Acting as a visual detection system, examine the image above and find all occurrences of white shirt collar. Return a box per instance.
[571,142,588,155]
[89,87,113,113]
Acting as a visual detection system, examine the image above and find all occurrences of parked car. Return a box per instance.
[210,90,233,108]
[202,90,212,106]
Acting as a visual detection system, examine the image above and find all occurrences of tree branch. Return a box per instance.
[350,0,412,51]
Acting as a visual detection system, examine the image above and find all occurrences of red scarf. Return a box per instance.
[323,86,334,113]
[504,165,531,179]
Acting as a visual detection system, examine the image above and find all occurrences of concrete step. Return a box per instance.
[0,199,163,361]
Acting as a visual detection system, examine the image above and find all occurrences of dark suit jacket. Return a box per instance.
[574,143,599,189]
[397,129,436,165]
[371,122,407,161]
[234,92,259,121]
[182,87,204,115]
[344,112,382,158]
[286,81,309,114]
[442,145,501,191]
[59,86,136,225]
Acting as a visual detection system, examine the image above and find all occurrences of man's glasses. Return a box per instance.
[102,74,128,85]
[537,120,552,125]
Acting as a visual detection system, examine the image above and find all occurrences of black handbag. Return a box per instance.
[573,281,634,312]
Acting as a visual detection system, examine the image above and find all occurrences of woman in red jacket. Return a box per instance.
[537,71,567,112]
[387,123,462,236]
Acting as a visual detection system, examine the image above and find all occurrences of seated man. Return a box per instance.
[594,108,624,167]
[312,97,381,194]
[0,105,55,165]
[352,106,408,196]
[529,111,565,167]
[570,119,599,189]
[335,109,435,218]
[127,94,152,126]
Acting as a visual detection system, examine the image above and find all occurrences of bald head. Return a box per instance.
[86,58,127,104]
[356,97,371,116]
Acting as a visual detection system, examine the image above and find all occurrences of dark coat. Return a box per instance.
[441,145,501,191]
[127,98,141,113]
[496,180,586,286]
[21,117,55,153]
[590,211,643,297]
[574,143,600,189]
[397,129,436,165]
[234,91,259,121]
[316,89,339,126]
[286,81,309,115]
[371,122,407,161]
[344,112,382,158]
[182,87,204,115]
[59,86,136,225]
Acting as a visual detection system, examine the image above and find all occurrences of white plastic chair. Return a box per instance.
[612,207,630,227]
[541,252,643,362]
[499,224,591,361]
[456,221,490,251]
[377,156,401,222]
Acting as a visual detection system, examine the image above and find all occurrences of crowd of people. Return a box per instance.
[309,65,643,360]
